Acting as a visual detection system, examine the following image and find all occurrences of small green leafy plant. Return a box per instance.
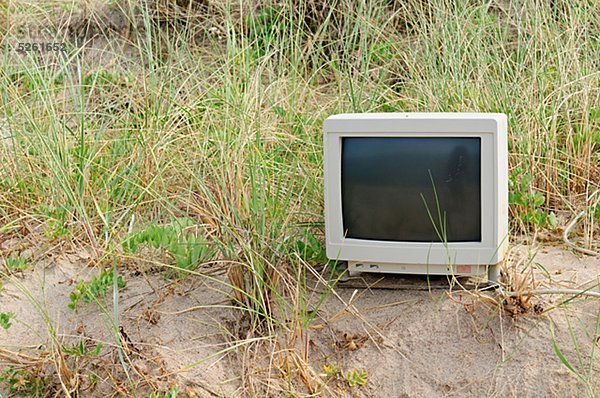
[345,369,368,387]
[123,218,214,273]
[68,268,125,310]
[0,312,15,330]
[322,363,340,378]
[320,364,368,389]
[294,230,328,264]
[509,169,558,230]
[5,255,28,272]
[0,366,44,396]
[40,204,70,239]
[150,387,179,398]
[62,341,102,357]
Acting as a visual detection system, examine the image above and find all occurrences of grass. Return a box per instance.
[0,0,598,396]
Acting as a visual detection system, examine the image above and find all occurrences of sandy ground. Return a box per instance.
[0,243,598,397]
[315,248,599,397]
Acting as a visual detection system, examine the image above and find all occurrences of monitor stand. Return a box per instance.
[487,263,501,284]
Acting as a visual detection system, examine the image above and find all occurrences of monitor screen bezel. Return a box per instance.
[323,113,508,266]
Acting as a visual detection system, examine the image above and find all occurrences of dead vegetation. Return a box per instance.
[66,0,221,45]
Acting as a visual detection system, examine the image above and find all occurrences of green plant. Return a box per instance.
[322,363,340,378]
[123,218,214,273]
[5,255,28,272]
[246,4,286,59]
[509,169,558,231]
[345,369,368,387]
[40,204,70,239]
[294,230,328,265]
[319,364,369,390]
[62,340,102,357]
[150,387,179,398]
[0,311,15,330]
[0,366,44,396]
[68,268,125,310]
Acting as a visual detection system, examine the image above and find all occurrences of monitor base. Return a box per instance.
[347,261,502,284]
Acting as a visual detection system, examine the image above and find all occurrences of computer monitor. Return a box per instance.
[323,113,508,282]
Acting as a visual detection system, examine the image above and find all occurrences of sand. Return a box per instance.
[0,242,598,397]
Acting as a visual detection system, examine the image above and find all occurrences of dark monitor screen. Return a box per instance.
[341,137,481,242]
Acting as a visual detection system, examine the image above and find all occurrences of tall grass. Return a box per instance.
[0,0,598,395]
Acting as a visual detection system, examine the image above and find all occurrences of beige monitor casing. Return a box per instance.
[323,113,508,282]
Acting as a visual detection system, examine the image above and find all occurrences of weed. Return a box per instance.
[319,364,368,389]
[4,255,28,272]
[150,387,179,398]
[344,369,368,387]
[246,4,286,59]
[322,363,340,378]
[39,204,70,240]
[0,311,15,330]
[294,230,328,265]
[62,341,102,357]
[123,218,214,273]
[0,366,45,396]
[509,169,558,232]
[68,268,126,310]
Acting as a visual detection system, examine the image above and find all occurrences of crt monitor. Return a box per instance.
[323,113,508,282]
